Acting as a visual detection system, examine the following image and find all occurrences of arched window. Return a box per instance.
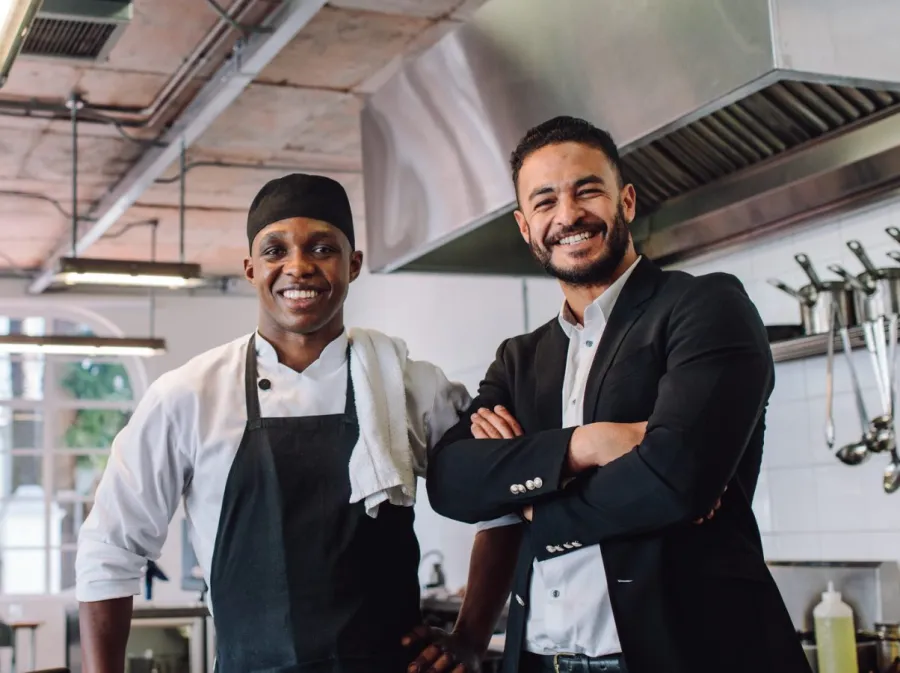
[0,306,146,595]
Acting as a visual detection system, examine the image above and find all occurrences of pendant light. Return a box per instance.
[49,104,204,290]
[0,335,165,356]
[0,95,169,357]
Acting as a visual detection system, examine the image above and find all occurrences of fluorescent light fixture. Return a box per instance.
[53,257,205,289]
[0,334,166,356]
[0,0,42,87]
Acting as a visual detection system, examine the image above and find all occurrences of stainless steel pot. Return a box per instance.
[846,239,900,322]
[769,253,857,335]
[875,623,900,672]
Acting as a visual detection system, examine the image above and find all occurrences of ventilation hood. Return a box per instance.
[360,0,900,275]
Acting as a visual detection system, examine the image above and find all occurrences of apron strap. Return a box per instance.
[244,333,262,422]
[343,344,357,423]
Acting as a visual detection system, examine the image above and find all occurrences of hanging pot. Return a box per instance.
[768,253,856,335]
[844,238,900,322]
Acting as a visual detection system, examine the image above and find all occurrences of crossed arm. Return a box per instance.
[469,406,721,523]
[427,274,772,540]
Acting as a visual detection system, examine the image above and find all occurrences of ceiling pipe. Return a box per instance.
[28,0,329,295]
[0,0,264,128]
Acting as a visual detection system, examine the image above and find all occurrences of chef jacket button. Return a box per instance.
[515,594,525,606]
[510,484,519,494]
[258,378,271,390]
[546,545,555,553]
[526,480,535,490]
[534,477,543,489]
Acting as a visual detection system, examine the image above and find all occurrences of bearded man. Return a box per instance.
[418,116,810,673]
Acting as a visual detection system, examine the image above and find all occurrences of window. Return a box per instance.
[0,312,145,595]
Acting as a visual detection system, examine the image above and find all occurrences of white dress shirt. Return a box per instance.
[76,329,470,607]
[480,256,642,657]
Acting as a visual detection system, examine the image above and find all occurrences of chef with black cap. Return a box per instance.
[75,174,479,673]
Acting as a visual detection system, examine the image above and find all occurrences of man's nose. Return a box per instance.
[554,193,585,227]
[282,249,316,276]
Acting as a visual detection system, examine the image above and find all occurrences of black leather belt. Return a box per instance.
[522,651,628,673]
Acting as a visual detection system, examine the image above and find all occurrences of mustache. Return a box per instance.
[545,219,608,247]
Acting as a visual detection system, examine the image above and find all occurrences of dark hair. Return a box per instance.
[509,116,623,198]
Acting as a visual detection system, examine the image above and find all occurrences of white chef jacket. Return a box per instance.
[480,256,642,657]
[76,329,471,605]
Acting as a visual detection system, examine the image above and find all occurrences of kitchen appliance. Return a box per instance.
[768,254,856,335]
[360,0,900,277]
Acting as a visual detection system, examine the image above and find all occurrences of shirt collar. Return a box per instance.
[558,255,643,337]
[254,328,348,378]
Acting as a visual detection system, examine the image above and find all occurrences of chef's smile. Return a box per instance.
[276,285,327,311]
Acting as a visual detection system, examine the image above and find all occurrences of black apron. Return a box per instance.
[209,335,422,673]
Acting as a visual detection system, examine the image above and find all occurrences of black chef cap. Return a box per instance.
[246,173,355,251]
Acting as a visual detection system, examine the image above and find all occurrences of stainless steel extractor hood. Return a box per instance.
[360,0,900,275]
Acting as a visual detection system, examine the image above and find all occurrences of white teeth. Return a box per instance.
[558,232,595,246]
[282,289,319,300]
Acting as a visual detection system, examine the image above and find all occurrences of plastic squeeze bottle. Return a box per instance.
[813,581,859,673]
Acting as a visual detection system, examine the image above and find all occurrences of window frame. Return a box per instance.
[0,303,147,595]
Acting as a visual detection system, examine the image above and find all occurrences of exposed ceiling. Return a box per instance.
[0,0,488,281]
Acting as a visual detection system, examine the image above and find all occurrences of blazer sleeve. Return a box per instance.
[426,338,576,524]
[528,274,774,560]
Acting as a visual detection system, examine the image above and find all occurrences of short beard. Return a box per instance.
[529,204,631,286]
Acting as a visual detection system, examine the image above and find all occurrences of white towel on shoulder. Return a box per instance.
[347,327,416,517]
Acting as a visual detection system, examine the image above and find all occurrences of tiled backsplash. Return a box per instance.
[670,194,900,564]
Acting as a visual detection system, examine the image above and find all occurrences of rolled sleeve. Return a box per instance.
[76,384,192,602]
[404,359,471,477]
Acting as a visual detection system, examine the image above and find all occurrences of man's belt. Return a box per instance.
[523,651,628,673]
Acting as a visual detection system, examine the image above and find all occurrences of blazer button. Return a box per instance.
[515,594,525,606]
[546,545,555,553]
[258,378,271,390]
[510,484,519,494]
[534,477,543,489]
[526,480,535,490]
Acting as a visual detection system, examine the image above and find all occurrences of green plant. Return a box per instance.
[58,361,133,451]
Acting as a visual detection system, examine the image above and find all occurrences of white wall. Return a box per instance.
[5,192,900,669]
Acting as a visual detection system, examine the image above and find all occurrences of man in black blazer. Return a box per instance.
[416,117,811,673]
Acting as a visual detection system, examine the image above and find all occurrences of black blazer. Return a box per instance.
[427,258,811,673]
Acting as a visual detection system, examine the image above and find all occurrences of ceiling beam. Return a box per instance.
[28,0,328,294]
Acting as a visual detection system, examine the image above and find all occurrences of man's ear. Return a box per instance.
[349,250,363,282]
[243,256,255,285]
[620,183,637,223]
[513,209,531,244]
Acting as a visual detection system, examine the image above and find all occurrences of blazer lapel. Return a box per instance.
[583,257,662,419]
[533,321,568,430]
